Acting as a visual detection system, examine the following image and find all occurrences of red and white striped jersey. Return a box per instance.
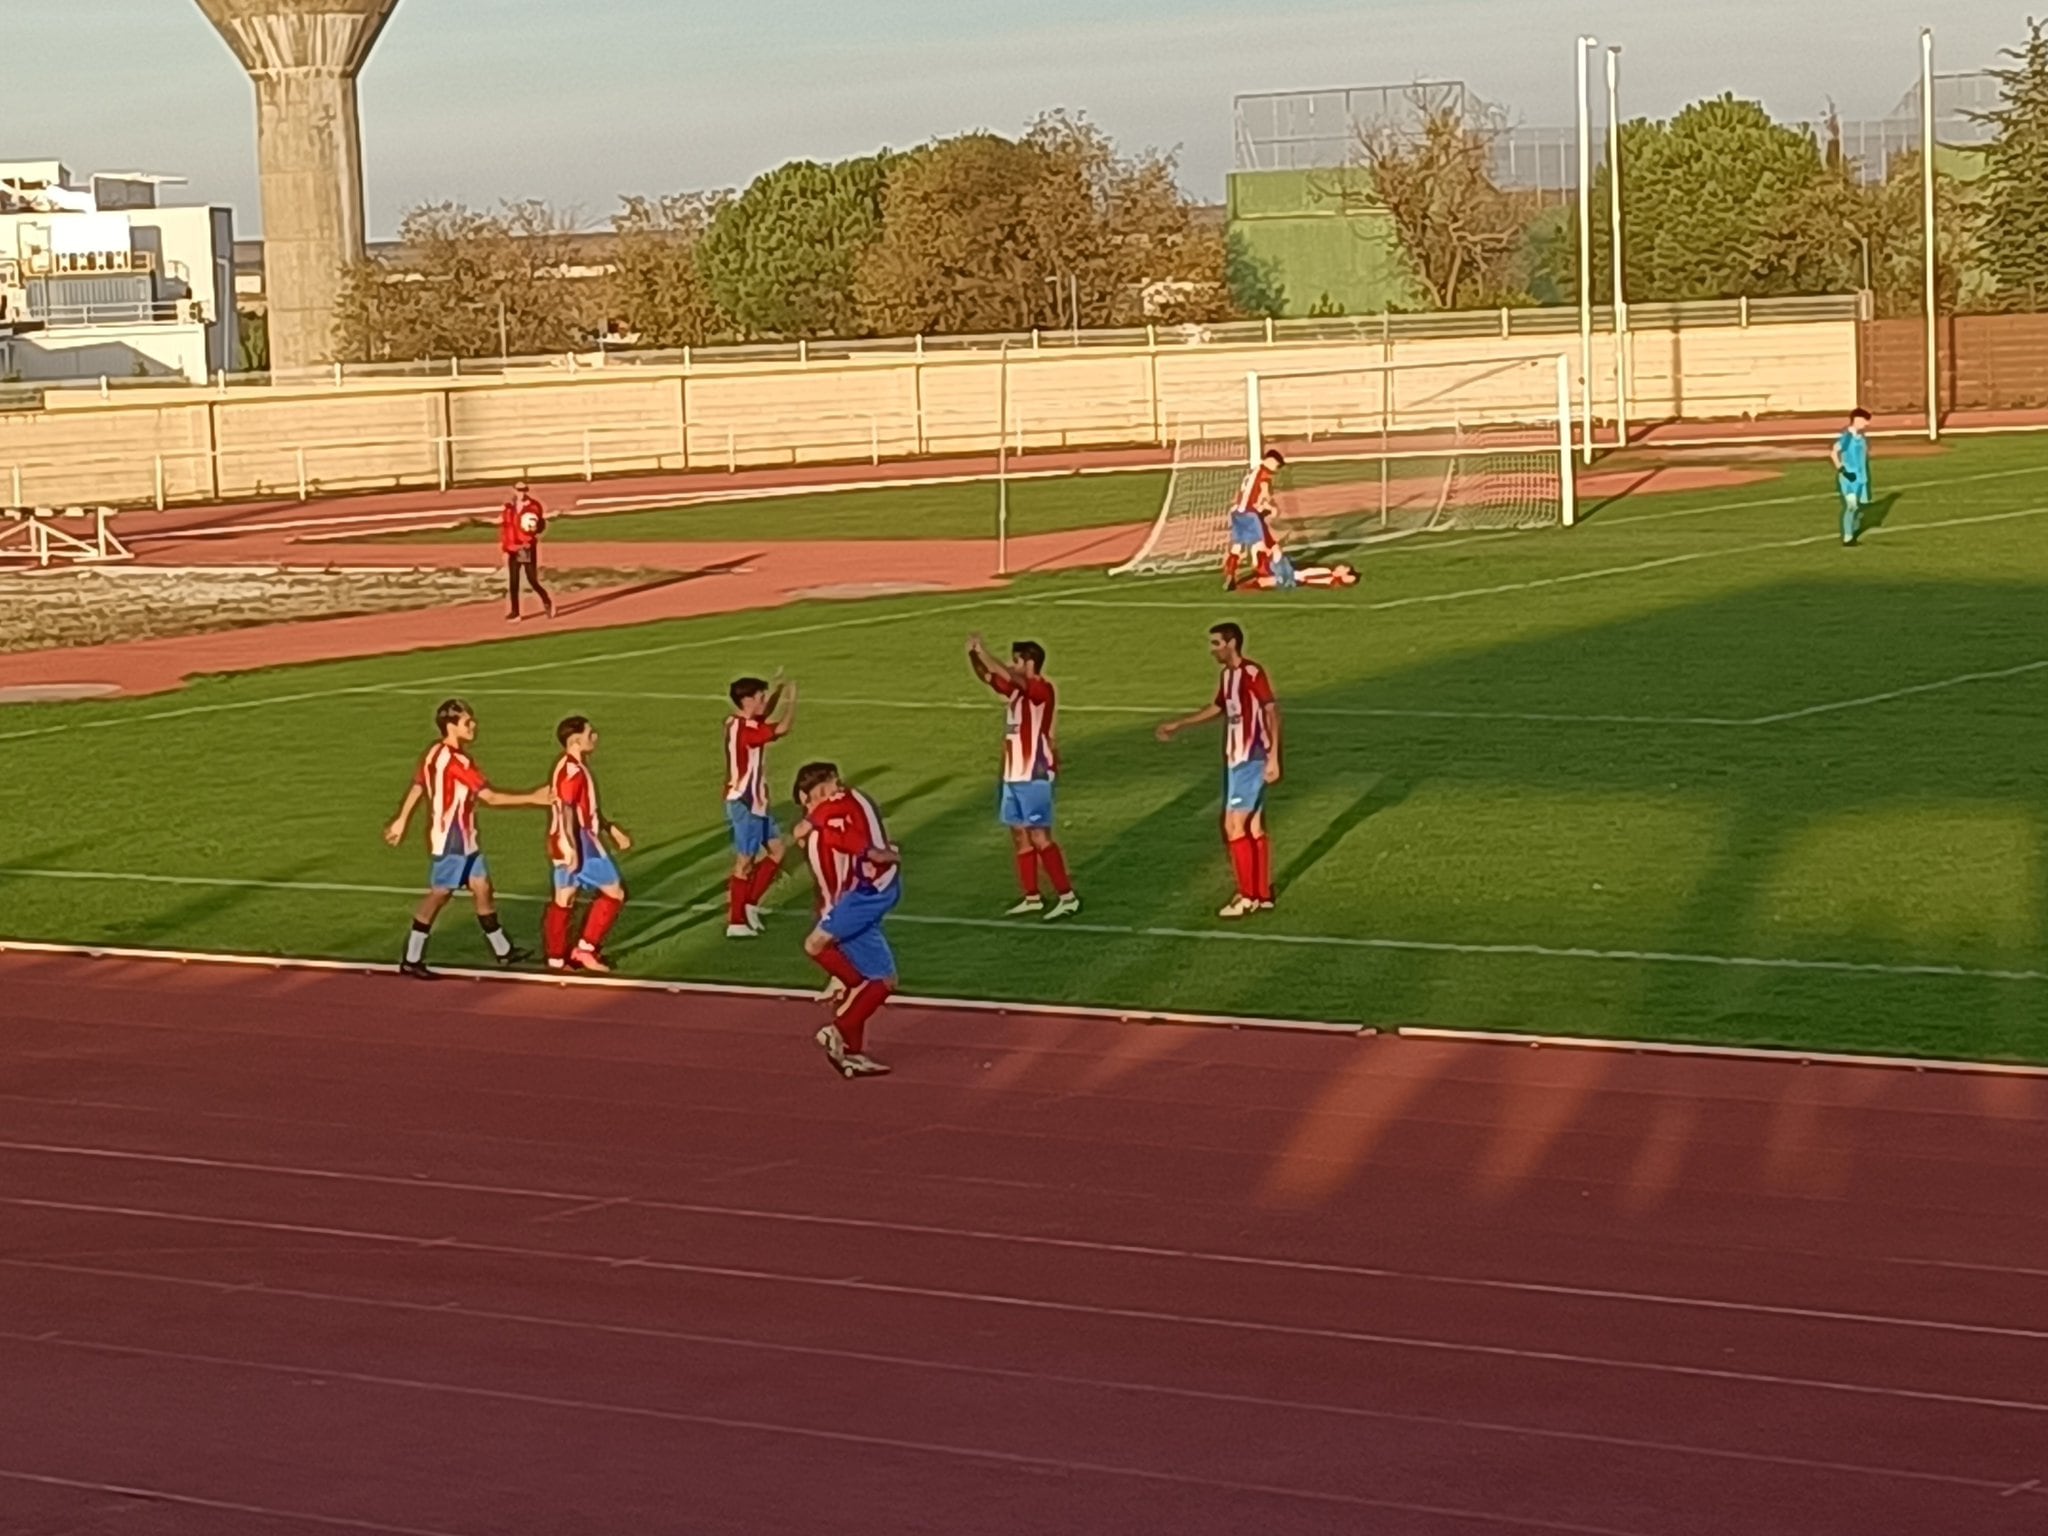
[1214,660,1277,765]
[1236,462,1276,514]
[806,787,899,913]
[724,715,778,815]
[985,672,1057,783]
[416,742,488,856]
[547,754,604,869]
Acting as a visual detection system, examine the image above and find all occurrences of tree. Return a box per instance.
[697,155,895,337]
[1346,90,1528,310]
[1566,96,1833,303]
[333,201,599,362]
[1978,18,2048,308]
[852,115,1235,335]
[610,191,732,347]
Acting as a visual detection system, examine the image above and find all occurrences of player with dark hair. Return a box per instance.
[543,715,632,972]
[724,673,797,938]
[1155,622,1281,918]
[383,698,552,978]
[967,634,1079,919]
[793,761,899,1079]
[1831,408,1873,546]
[1225,447,1286,590]
[500,481,554,622]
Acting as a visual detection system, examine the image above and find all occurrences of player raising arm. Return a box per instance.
[967,634,1079,920]
[724,673,796,938]
[792,762,900,1079]
[544,715,632,973]
[1155,622,1280,919]
[383,698,553,978]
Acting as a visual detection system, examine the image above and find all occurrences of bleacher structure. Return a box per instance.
[0,506,132,568]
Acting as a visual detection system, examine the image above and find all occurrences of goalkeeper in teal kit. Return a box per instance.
[1831,408,1872,546]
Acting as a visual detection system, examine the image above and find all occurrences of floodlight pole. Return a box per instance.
[1921,27,1940,442]
[1606,46,1628,449]
[1575,35,1598,463]
[997,342,1010,575]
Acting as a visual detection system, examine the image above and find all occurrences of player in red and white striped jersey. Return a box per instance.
[793,762,900,1079]
[967,635,1079,920]
[723,674,797,938]
[1155,622,1282,919]
[543,716,633,973]
[1225,448,1285,591]
[382,698,553,978]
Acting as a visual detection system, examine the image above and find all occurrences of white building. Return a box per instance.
[0,160,238,386]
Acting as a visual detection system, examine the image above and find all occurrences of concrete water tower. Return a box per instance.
[194,0,399,374]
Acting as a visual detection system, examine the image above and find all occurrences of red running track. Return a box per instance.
[2,951,2047,1535]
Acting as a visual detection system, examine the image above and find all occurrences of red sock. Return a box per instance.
[1039,842,1072,896]
[814,943,863,989]
[579,893,624,952]
[1253,834,1274,902]
[543,903,575,962]
[1255,546,1273,579]
[1015,848,1041,896]
[746,857,781,907]
[837,979,894,1054]
[1227,836,1258,898]
[1223,552,1241,587]
[726,875,749,927]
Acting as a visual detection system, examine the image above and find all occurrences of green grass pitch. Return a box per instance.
[4,433,2046,1061]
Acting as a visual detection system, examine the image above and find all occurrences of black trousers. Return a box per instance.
[507,548,552,616]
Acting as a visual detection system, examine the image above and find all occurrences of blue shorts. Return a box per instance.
[1224,758,1268,815]
[725,799,783,859]
[552,836,620,895]
[820,881,901,981]
[1839,479,1868,511]
[999,779,1056,829]
[428,849,489,891]
[1270,552,1299,589]
[1230,511,1267,549]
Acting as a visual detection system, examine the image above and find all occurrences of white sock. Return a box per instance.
[404,924,430,964]
[479,920,512,959]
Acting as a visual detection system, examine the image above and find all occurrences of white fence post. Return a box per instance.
[153,454,165,512]
[295,446,308,502]
[726,427,736,474]
[581,428,594,481]
[8,465,20,506]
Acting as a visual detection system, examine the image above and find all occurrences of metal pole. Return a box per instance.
[1921,27,1940,442]
[1070,273,1080,346]
[997,343,1010,576]
[1606,45,1629,449]
[1576,36,1598,463]
[498,297,508,365]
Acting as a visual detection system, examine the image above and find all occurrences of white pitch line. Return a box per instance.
[0,582,1090,746]
[3,867,2043,985]
[1746,657,2048,725]
[1053,503,2048,614]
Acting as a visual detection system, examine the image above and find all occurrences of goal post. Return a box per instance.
[1112,351,1576,577]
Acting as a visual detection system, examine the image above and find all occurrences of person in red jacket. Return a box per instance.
[500,481,554,621]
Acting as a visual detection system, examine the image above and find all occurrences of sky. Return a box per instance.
[7,0,2028,237]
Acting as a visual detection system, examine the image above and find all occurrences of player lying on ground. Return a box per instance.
[1243,540,1357,590]
[1831,407,1873,547]
[724,673,797,939]
[1224,447,1286,591]
[793,761,900,1079]
[383,698,553,978]
[1155,622,1281,919]
[544,715,632,973]
[967,634,1080,920]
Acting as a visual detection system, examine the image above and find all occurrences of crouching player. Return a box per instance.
[544,715,632,973]
[1225,447,1286,590]
[793,762,899,1079]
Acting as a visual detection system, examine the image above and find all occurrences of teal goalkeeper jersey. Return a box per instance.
[1836,430,1870,490]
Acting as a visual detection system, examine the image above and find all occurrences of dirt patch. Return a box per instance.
[1577,464,1780,497]
[0,566,650,655]
[789,580,954,601]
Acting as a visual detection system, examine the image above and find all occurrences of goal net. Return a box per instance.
[1112,352,1575,576]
